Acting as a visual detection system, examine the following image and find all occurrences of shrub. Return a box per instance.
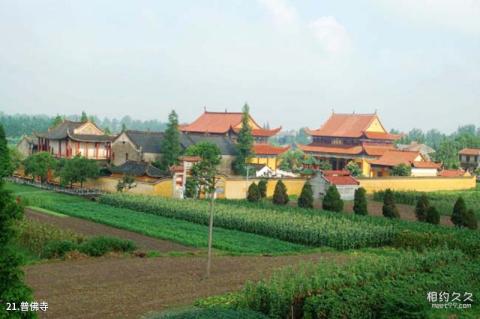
[382,189,400,219]
[322,185,343,212]
[297,181,313,209]
[451,197,467,227]
[345,161,361,177]
[257,179,267,199]
[247,183,261,202]
[184,178,198,199]
[42,240,78,259]
[353,187,368,215]
[151,307,268,319]
[272,180,288,205]
[391,163,411,176]
[462,209,478,230]
[426,206,440,225]
[414,193,429,222]
[79,236,136,257]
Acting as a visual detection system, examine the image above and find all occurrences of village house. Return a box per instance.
[16,135,38,158]
[458,148,480,171]
[33,120,113,161]
[180,109,288,171]
[396,141,435,161]
[310,170,360,200]
[368,150,441,177]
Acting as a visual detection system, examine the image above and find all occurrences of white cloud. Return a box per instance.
[258,0,297,26]
[309,17,351,54]
[372,0,480,34]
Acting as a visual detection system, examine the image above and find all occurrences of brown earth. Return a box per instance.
[25,208,198,253]
[25,252,349,319]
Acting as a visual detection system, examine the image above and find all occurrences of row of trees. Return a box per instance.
[0,124,36,318]
[22,152,99,187]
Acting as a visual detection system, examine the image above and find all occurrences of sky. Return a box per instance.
[0,0,479,133]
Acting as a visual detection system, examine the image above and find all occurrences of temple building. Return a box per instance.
[298,112,402,176]
[34,120,113,161]
[181,110,289,170]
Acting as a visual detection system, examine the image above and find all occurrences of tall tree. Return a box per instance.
[51,114,63,128]
[435,138,460,169]
[233,104,254,175]
[298,181,313,208]
[159,110,181,172]
[80,111,88,122]
[415,194,430,222]
[187,142,221,278]
[322,185,344,212]
[353,187,368,215]
[382,189,400,218]
[272,180,289,205]
[0,124,12,177]
[0,181,36,319]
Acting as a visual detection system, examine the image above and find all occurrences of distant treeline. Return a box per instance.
[0,112,167,139]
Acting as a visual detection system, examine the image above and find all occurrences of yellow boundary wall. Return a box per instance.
[358,176,476,194]
[87,177,173,197]
[224,178,306,199]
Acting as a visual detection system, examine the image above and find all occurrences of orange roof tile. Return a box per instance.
[412,161,441,169]
[253,144,290,155]
[369,150,421,167]
[233,127,282,137]
[307,113,381,138]
[322,170,350,176]
[324,175,359,186]
[362,143,395,156]
[364,131,402,140]
[459,148,480,156]
[181,111,245,134]
[438,169,468,177]
[297,143,364,155]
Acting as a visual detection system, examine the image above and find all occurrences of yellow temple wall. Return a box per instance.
[358,176,476,193]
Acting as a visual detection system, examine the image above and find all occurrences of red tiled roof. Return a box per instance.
[459,148,480,156]
[324,175,359,186]
[362,143,395,156]
[252,144,290,155]
[307,113,381,138]
[438,169,467,177]
[233,127,282,137]
[322,170,350,176]
[297,143,364,155]
[363,131,402,140]
[179,155,201,162]
[181,111,245,134]
[412,161,441,169]
[369,150,421,167]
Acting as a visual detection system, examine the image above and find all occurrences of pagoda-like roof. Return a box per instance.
[368,150,423,167]
[252,144,290,155]
[181,110,281,137]
[35,120,113,142]
[306,112,400,140]
[110,161,166,178]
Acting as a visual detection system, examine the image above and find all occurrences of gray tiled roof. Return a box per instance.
[181,133,237,155]
[35,120,83,139]
[110,161,166,178]
[124,130,165,153]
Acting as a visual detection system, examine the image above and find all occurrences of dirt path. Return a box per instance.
[26,208,198,253]
[25,252,348,319]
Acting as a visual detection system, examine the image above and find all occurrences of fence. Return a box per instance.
[5,176,104,197]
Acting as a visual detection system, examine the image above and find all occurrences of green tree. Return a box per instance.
[51,114,63,127]
[322,185,343,212]
[415,193,429,222]
[462,209,478,230]
[116,174,136,192]
[257,179,267,198]
[272,180,289,205]
[103,127,111,135]
[188,141,221,278]
[247,182,261,202]
[435,138,460,169]
[121,123,127,132]
[451,197,466,227]
[382,189,400,218]
[184,178,198,199]
[353,187,368,215]
[159,110,182,172]
[426,206,440,225]
[0,124,12,177]
[298,181,313,208]
[345,161,361,177]
[80,111,88,122]
[8,147,24,175]
[0,181,36,319]
[391,163,412,176]
[23,152,56,183]
[58,155,99,187]
[233,104,254,175]
[317,160,333,171]
[279,149,304,172]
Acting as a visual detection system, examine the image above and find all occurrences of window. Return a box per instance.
[125,153,129,161]
[332,138,343,145]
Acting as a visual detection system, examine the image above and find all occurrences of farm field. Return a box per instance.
[373,185,480,218]
[7,183,308,254]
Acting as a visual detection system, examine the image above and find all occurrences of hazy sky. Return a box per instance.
[0,0,479,133]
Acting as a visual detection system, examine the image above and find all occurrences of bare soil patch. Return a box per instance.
[25,252,349,319]
[25,208,198,253]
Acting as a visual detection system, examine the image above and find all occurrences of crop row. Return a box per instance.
[100,194,397,250]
